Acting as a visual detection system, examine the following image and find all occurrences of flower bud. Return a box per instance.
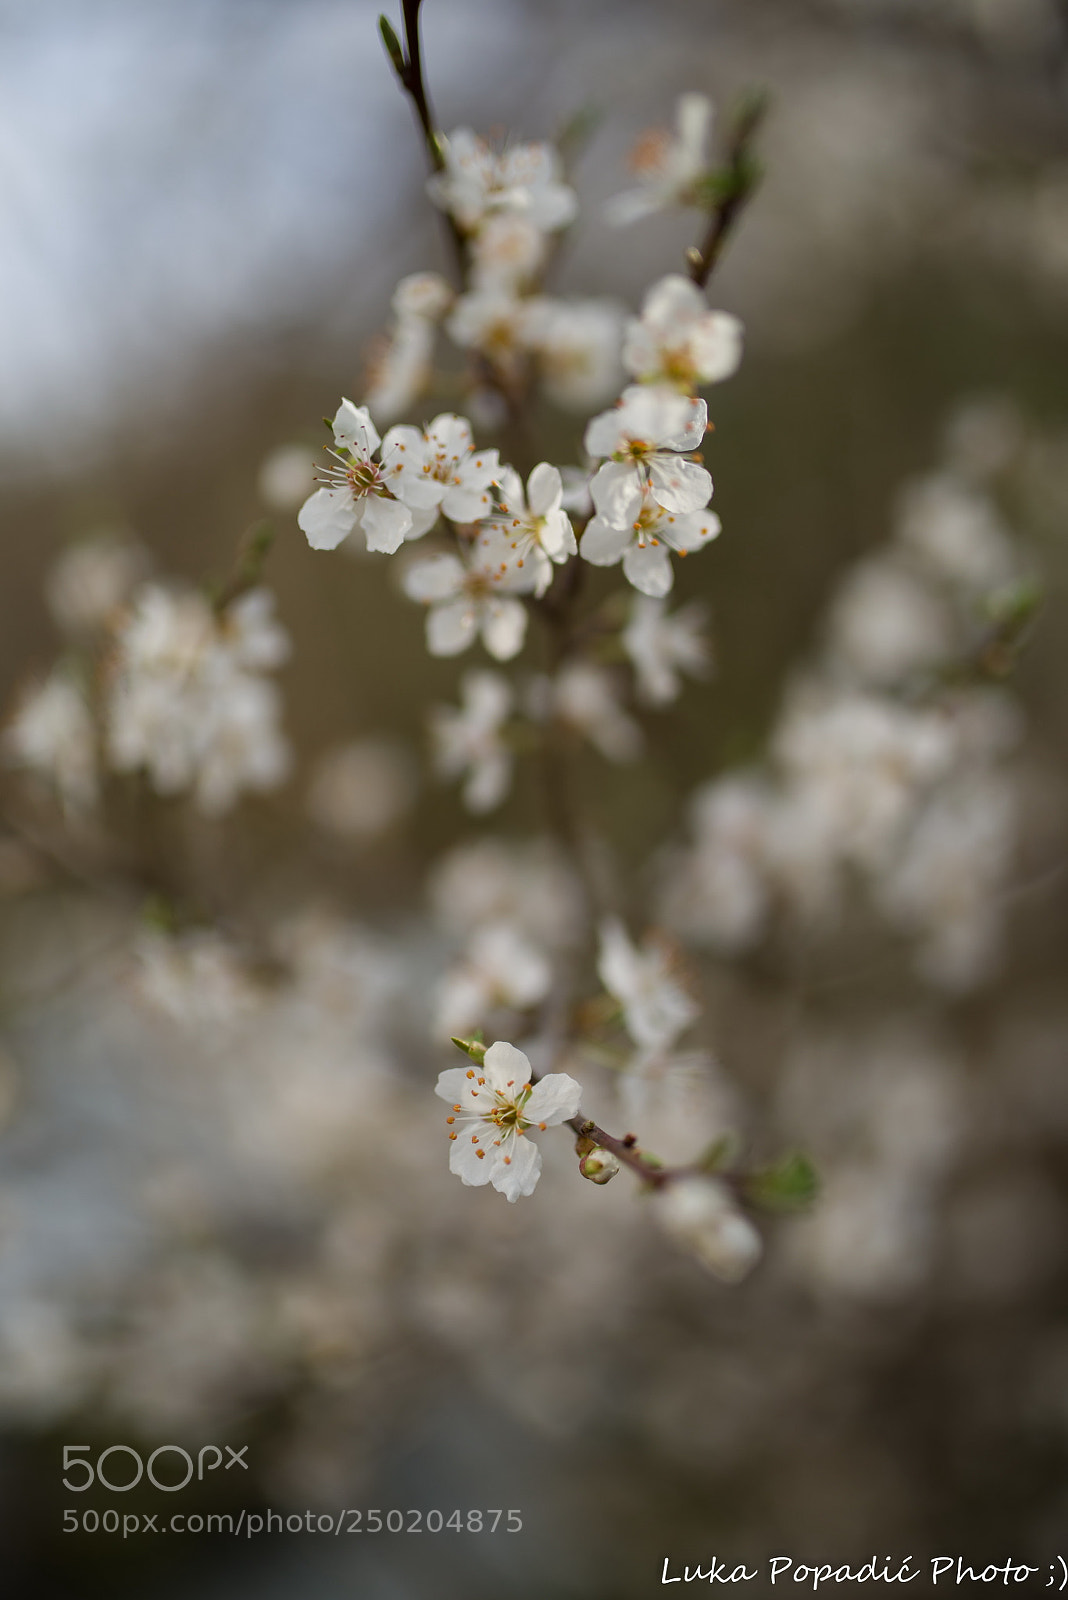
[579,1145,620,1184]
[450,1036,487,1064]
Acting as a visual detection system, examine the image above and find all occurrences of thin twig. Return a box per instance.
[686,92,767,290]
[381,0,467,282]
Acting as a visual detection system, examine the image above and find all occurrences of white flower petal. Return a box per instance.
[360,493,414,553]
[484,1040,533,1089]
[298,488,357,551]
[524,1072,583,1126]
[649,456,712,515]
[526,461,562,517]
[590,462,644,527]
[450,1132,494,1186]
[671,508,721,553]
[580,516,632,567]
[403,554,465,604]
[333,398,380,457]
[622,541,674,597]
[427,599,479,656]
[436,1066,476,1102]
[491,1133,542,1201]
[481,598,528,662]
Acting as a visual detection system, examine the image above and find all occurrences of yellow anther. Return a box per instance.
[477,1149,486,1160]
[449,1132,457,1140]
[466,1069,475,1078]
[446,1116,455,1125]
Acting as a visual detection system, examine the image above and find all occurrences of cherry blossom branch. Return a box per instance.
[685,90,767,290]
[379,1,467,282]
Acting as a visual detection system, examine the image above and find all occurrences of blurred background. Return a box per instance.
[1,0,1068,1595]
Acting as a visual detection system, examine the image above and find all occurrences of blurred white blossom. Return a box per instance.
[606,93,715,225]
[430,670,514,813]
[623,274,743,392]
[4,670,98,813]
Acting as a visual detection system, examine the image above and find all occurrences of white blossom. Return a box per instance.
[598,918,698,1052]
[875,774,1017,992]
[434,921,552,1039]
[363,317,437,427]
[523,297,625,411]
[381,413,500,526]
[581,483,720,598]
[428,838,583,949]
[430,670,514,813]
[45,537,150,636]
[605,93,714,226]
[446,291,530,383]
[131,929,262,1030]
[652,1176,762,1282]
[894,473,1017,594]
[623,274,743,392]
[361,274,453,425]
[403,527,533,661]
[824,557,952,687]
[435,1040,582,1202]
[660,775,774,952]
[622,594,709,706]
[546,663,643,762]
[773,685,955,869]
[391,271,453,321]
[427,129,577,235]
[4,670,98,813]
[490,462,577,597]
[106,584,290,815]
[469,214,547,290]
[585,385,711,525]
[298,400,434,554]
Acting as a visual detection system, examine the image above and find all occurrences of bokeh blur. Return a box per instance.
[2,0,1068,1595]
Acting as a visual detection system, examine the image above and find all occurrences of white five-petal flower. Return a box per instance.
[581,483,721,598]
[382,413,500,525]
[298,400,433,555]
[403,527,534,661]
[585,385,711,527]
[491,463,577,597]
[435,1040,582,1201]
[623,275,743,392]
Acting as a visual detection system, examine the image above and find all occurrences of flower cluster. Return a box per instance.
[3,539,292,820]
[106,585,291,815]
[661,419,1032,992]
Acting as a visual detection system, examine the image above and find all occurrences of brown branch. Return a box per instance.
[380,0,467,283]
[686,91,767,290]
